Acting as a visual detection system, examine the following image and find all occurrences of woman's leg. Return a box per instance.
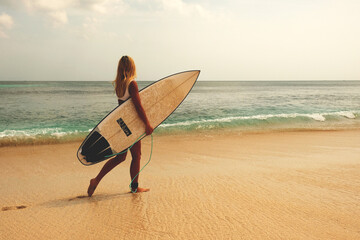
[129,140,149,193]
[88,152,127,197]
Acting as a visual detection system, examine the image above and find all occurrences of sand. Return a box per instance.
[0,130,360,239]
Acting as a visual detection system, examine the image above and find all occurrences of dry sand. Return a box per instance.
[0,130,360,239]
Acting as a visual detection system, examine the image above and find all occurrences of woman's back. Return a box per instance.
[117,79,133,102]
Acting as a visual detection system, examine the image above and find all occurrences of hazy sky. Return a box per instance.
[0,0,359,81]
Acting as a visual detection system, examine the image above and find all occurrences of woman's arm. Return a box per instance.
[128,81,153,135]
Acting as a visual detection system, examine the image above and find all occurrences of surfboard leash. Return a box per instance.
[129,134,153,193]
[104,133,154,193]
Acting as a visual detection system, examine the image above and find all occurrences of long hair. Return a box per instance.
[113,56,137,98]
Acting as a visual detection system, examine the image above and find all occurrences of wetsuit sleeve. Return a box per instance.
[129,81,150,126]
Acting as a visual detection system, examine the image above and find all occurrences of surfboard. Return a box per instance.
[77,70,200,165]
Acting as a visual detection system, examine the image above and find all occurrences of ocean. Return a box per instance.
[1,80,359,146]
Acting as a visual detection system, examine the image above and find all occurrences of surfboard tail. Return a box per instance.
[77,129,114,165]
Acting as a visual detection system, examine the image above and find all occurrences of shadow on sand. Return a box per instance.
[1,205,27,212]
[1,191,141,212]
[39,191,132,209]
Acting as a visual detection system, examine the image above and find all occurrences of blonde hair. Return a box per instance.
[113,56,137,98]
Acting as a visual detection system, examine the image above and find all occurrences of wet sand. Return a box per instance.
[1,130,360,239]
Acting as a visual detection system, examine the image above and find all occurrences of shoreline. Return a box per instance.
[1,129,360,239]
[1,126,360,147]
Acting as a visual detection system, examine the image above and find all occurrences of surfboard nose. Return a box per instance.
[186,70,200,80]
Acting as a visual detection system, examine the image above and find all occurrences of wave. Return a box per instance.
[158,110,360,130]
[1,111,359,146]
[0,128,89,138]
[0,84,46,88]
[0,128,90,147]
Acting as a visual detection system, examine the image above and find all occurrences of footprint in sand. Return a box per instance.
[68,195,88,201]
[1,205,27,211]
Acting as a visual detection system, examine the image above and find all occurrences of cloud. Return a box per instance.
[158,0,211,18]
[0,0,215,40]
[21,0,93,25]
[47,11,68,25]
[0,13,14,38]
[0,0,120,25]
[0,0,213,26]
[21,0,113,13]
[122,0,213,19]
[81,17,100,39]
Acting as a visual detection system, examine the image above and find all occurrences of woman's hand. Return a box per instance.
[145,124,154,135]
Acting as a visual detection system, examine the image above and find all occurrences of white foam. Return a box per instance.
[0,130,32,138]
[159,110,359,128]
[330,111,356,119]
[308,113,326,121]
[0,128,82,138]
[51,130,79,138]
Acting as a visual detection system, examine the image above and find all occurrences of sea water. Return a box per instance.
[0,81,359,146]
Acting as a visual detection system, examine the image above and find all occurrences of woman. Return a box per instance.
[87,56,154,197]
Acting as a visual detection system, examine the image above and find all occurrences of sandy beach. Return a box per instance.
[0,129,360,239]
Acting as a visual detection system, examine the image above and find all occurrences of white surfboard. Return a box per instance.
[77,70,200,165]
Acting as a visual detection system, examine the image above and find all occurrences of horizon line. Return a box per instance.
[1,79,360,82]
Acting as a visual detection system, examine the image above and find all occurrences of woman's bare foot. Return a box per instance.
[87,178,99,197]
[131,187,150,193]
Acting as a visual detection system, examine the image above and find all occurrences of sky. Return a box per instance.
[0,0,359,81]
